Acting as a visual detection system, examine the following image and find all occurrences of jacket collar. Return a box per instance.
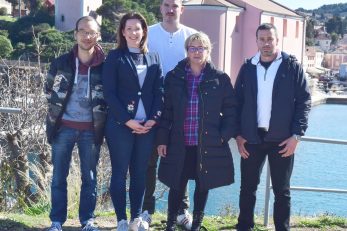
[173,58,216,81]
[251,50,282,65]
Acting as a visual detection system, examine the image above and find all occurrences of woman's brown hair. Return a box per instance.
[117,12,148,53]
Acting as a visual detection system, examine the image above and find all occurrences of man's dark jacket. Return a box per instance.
[157,59,238,191]
[235,52,311,144]
[45,45,107,144]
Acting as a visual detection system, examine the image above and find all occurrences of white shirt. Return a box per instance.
[251,51,283,130]
[148,23,196,76]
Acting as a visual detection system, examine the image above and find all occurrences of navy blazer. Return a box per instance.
[102,48,163,124]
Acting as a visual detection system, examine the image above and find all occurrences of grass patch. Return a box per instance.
[0,212,346,230]
[0,15,16,22]
[295,214,347,229]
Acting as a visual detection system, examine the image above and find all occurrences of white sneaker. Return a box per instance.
[47,222,62,231]
[140,210,152,225]
[139,219,149,231]
[129,217,149,231]
[129,217,141,231]
[116,219,129,231]
[177,210,192,230]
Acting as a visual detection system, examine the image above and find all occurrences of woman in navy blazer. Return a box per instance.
[102,12,163,231]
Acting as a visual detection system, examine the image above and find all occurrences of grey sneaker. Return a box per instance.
[47,222,62,231]
[140,210,152,225]
[117,219,129,231]
[81,221,99,231]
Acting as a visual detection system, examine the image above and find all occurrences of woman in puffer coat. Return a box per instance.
[157,32,238,231]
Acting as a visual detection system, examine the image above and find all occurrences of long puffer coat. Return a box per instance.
[157,59,238,191]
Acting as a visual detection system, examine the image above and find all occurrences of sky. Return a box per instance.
[274,0,346,10]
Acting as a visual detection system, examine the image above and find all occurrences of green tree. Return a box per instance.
[38,29,74,62]
[96,0,158,42]
[5,0,43,14]
[331,32,339,45]
[9,8,53,44]
[306,19,315,40]
[0,35,13,58]
[325,16,343,36]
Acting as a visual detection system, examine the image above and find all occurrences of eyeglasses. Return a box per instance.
[77,30,99,38]
[188,46,206,53]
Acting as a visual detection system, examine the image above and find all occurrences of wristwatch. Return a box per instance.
[292,134,302,141]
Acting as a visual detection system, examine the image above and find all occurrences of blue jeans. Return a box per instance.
[49,126,100,225]
[105,119,154,221]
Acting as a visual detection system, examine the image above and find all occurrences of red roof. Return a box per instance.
[45,0,54,7]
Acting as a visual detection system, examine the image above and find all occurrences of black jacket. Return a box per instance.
[157,59,238,191]
[102,48,163,124]
[235,52,311,144]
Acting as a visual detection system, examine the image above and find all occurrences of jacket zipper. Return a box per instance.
[264,67,267,81]
[198,83,204,171]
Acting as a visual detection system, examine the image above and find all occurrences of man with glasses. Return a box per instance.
[45,16,106,231]
[234,23,311,231]
[141,0,196,230]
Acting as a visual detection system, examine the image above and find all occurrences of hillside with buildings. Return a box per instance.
[294,3,347,95]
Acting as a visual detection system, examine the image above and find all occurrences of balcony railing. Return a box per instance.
[263,136,347,226]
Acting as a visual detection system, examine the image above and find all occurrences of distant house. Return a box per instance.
[44,0,55,15]
[324,50,347,70]
[316,34,331,52]
[305,46,326,77]
[11,1,28,17]
[181,0,306,82]
[55,0,102,32]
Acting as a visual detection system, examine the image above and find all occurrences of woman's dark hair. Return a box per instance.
[117,12,148,53]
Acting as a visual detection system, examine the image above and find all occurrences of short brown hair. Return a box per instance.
[256,23,278,39]
[117,12,148,53]
[75,16,100,32]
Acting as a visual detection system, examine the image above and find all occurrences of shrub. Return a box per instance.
[9,8,54,44]
[0,7,7,16]
[0,35,13,58]
[0,29,8,37]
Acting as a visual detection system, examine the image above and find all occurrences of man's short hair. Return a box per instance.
[75,16,100,32]
[160,0,183,4]
[256,23,278,39]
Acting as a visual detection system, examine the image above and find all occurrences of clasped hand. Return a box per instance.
[125,119,156,134]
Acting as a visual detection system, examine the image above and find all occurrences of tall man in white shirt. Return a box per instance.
[234,23,311,231]
[141,0,196,230]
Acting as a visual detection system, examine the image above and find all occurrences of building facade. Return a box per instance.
[55,0,102,32]
[181,0,305,83]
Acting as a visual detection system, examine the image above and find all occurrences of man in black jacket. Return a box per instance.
[235,23,311,231]
[45,16,106,231]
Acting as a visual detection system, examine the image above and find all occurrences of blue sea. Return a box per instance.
[157,104,347,217]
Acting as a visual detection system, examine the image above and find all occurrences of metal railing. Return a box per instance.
[263,136,347,226]
[0,107,22,114]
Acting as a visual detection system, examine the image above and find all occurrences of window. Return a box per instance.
[87,6,90,12]
[295,21,299,38]
[235,16,240,33]
[283,19,287,37]
[61,14,64,22]
[270,17,274,25]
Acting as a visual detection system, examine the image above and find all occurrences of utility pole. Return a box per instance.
[18,0,21,18]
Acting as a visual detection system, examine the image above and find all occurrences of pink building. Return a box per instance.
[181,0,305,83]
[55,0,102,32]
[324,52,347,70]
